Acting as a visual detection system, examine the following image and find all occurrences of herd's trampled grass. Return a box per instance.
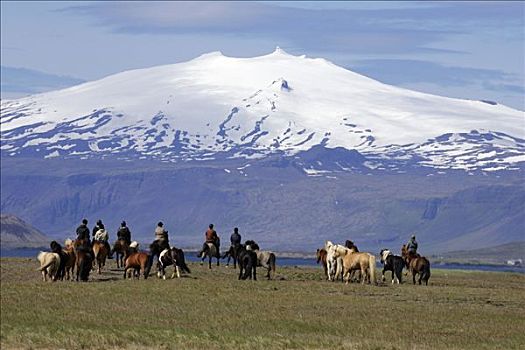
[1,258,524,349]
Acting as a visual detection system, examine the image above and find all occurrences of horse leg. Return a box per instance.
[412,271,416,285]
[381,268,386,283]
[208,256,212,269]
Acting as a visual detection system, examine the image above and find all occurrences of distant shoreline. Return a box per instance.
[2,244,523,269]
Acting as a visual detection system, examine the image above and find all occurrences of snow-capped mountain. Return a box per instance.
[1,47,524,172]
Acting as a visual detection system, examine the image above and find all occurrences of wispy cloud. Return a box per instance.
[62,1,522,55]
[349,59,516,88]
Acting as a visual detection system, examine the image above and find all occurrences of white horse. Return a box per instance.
[36,251,61,282]
[324,241,349,282]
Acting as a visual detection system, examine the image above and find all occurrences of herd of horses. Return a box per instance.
[36,237,277,282]
[35,237,430,286]
[316,240,431,285]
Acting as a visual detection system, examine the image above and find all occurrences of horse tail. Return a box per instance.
[242,256,253,280]
[368,254,376,284]
[269,253,276,279]
[78,255,91,281]
[144,254,152,279]
[36,259,56,272]
[422,258,431,283]
[178,250,191,274]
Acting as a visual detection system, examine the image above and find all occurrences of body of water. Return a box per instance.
[2,247,523,274]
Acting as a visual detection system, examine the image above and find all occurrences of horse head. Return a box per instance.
[380,249,391,263]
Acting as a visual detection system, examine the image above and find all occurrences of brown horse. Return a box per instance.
[341,251,376,285]
[75,249,93,282]
[123,252,151,279]
[92,241,108,274]
[316,248,328,280]
[112,239,129,268]
[401,245,431,285]
[62,245,76,280]
[73,238,93,281]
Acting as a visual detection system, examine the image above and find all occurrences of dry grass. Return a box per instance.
[1,257,524,349]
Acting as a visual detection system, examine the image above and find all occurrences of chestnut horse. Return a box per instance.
[124,252,151,279]
[401,245,431,285]
[316,248,328,280]
[112,239,129,268]
[92,241,108,274]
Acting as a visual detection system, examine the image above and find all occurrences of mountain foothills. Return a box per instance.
[0,213,50,248]
[1,48,524,252]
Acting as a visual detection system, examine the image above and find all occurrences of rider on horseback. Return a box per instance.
[94,227,113,259]
[407,234,418,256]
[230,227,241,248]
[202,224,220,254]
[92,219,105,239]
[117,221,131,245]
[76,219,90,245]
[154,222,170,251]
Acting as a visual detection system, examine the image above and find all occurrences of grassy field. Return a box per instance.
[1,257,524,350]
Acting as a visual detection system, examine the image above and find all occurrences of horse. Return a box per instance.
[327,242,375,284]
[341,251,377,285]
[75,247,93,282]
[158,247,191,279]
[59,239,77,281]
[112,239,130,268]
[221,244,242,269]
[379,249,405,284]
[324,241,346,282]
[198,242,220,269]
[316,248,328,280]
[124,252,151,279]
[92,241,108,274]
[236,244,257,280]
[245,240,276,280]
[50,240,67,280]
[36,252,61,282]
[401,245,431,285]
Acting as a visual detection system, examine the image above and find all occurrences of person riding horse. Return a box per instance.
[230,227,241,249]
[202,224,220,254]
[92,219,105,241]
[117,221,131,245]
[94,227,113,259]
[76,219,91,246]
[406,234,418,256]
[154,222,170,251]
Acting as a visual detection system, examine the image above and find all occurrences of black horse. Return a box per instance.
[380,249,405,284]
[221,244,242,269]
[236,244,257,280]
[158,247,191,279]
[50,240,67,280]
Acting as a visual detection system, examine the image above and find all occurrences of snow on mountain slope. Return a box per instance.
[1,47,524,171]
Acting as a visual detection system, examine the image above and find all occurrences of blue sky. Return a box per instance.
[1,1,524,110]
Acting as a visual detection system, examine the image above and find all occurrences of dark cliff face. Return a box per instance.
[0,213,50,247]
[1,157,524,253]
